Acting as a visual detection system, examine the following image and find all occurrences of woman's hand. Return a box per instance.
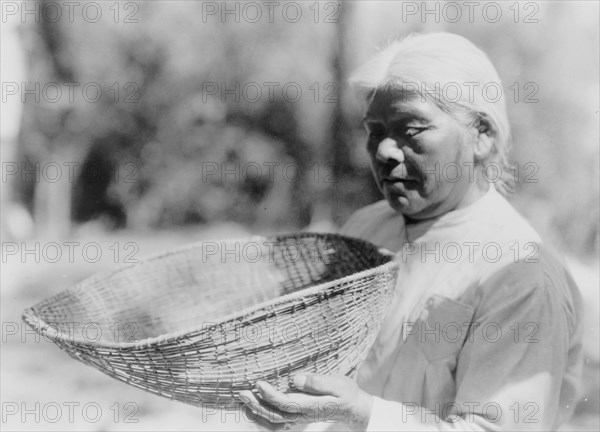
[238,374,373,431]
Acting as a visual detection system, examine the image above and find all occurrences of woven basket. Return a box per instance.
[22,233,398,409]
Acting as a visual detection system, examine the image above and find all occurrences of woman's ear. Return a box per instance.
[473,115,495,162]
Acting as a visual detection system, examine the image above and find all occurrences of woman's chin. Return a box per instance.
[385,193,417,215]
[385,191,436,219]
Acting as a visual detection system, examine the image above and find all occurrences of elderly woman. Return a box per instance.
[239,32,583,431]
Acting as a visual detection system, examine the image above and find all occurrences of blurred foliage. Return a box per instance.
[11,0,599,260]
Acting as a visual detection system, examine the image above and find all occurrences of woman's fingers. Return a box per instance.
[253,382,319,422]
[238,389,289,424]
[255,381,292,409]
[239,378,350,426]
[257,381,344,424]
[291,373,353,398]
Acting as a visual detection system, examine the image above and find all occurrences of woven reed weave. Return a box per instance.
[22,233,398,409]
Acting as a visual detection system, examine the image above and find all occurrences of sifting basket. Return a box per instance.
[22,233,399,409]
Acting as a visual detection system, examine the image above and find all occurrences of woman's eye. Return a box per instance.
[405,126,427,137]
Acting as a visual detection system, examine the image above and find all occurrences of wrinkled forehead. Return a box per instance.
[364,87,438,121]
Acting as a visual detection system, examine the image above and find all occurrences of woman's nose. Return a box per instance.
[376,137,405,164]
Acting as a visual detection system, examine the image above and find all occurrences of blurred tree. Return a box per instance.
[16,0,80,237]
[324,0,354,225]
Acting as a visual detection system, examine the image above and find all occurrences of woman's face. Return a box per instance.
[363,89,483,220]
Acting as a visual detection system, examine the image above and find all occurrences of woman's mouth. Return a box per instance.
[382,177,420,193]
[383,177,419,185]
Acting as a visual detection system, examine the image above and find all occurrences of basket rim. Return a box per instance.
[22,232,398,350]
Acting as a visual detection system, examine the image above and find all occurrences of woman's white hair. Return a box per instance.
[349,32,513,194]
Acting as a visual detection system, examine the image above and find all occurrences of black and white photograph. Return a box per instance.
[1,1,599,430]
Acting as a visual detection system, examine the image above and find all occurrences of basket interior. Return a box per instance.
[29,234,391,343]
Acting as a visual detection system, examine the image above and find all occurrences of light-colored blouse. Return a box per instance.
[339,186,583,431]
